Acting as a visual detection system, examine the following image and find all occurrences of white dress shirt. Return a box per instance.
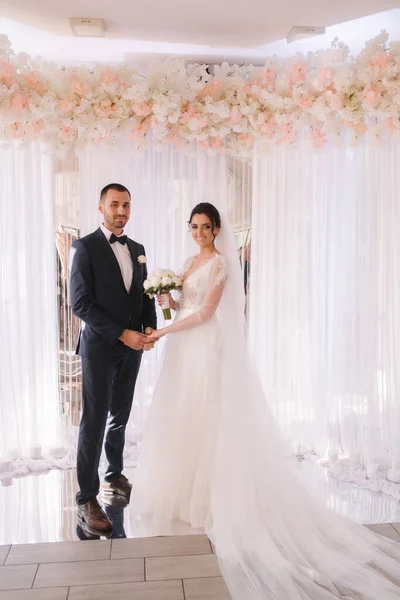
[100,223,133,293]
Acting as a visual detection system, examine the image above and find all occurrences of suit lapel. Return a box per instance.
[95,228,128,294]
[127,239,143,294]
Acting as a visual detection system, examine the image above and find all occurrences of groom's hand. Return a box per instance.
[144,327,156,351]
[120,330,148,350]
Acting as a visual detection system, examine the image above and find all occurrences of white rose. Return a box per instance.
[166,269,175,278]
[150,276,161,288]
[161,276,173,286]
[143,280,151,290]
[137,255,147,264]
[173,277,182,287]
[155,268,167,278]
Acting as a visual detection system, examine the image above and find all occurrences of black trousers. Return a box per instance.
[76,349,142,505]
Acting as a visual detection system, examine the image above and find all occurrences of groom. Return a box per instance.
[69,183,157,537]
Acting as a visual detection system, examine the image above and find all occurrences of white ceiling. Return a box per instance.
[1,0,399,45]
[0,0,399,64]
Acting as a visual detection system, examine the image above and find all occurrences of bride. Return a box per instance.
[135,202,400,599]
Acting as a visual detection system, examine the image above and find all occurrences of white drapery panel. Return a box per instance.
[0,144,62,469]
[249,139,400,496]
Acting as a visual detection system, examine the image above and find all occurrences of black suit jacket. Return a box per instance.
[69,228,157,358]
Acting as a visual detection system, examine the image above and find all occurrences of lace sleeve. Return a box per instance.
[163,256,227,334]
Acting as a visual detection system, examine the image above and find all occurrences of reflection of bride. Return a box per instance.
[134,202,400,599]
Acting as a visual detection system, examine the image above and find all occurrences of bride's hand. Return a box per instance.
[147,328,167,343]
[157,293,176,311]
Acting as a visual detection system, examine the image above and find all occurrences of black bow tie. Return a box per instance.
[110,233,128,245]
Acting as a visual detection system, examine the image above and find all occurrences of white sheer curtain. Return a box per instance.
[0,143,63,475]
[249,139,400,498]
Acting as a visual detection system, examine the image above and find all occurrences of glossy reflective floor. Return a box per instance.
[1,461,400,545]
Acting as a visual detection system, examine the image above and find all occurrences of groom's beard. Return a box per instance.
[105,214,128,230]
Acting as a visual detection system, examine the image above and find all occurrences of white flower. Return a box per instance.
[161,276,173,286]
[137,255,147,264]
[155,268,168,278]
[150,276,161,288]
[173,276,182,287]
[143,280,152,290]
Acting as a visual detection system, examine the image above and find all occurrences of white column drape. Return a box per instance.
[0,143,62,472]
[249,139,400,498]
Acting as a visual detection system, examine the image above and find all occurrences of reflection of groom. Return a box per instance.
[70,183,157,537]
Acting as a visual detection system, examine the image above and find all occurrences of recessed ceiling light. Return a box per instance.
[287,26,325,43]
[70,18,105,37]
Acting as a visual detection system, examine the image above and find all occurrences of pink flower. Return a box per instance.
[198,140,210,150]
[58,126,77,142]
[363,86,382,108]
[0,60,16,87]
[94,99,117,118]
[318,67,334,82]
[259,115,277,134]
[298,92,314,110]
[243,83,253,97]
[22,72,47,94]
[290,61,309,85]
[368,51,389,68]
[238,133,254,147]
[101,69,120,85]
[70,79,89,95]
[310,127,328,148]
[11,92,30,113]
[8,122,24,140]
[129,116,151,139]
[329,93,344,111]
[275,123,296,145]
[197,81,222,99]
[132,102,152,117]
[343,120,368,136]
[258,67,278,87]
[180,102,207,128]
[230,107,242,122]
[26,119,45,140]
[211,137,228,153]
[166,132,179,143]
[58,95,76,113]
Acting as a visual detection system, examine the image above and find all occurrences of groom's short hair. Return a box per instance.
[100,183,131,202]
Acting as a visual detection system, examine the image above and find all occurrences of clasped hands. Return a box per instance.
[119,327,158,351]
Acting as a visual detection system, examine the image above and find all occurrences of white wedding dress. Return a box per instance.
[134,228,400,599]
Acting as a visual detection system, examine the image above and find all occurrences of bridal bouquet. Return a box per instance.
[143,269,182,320]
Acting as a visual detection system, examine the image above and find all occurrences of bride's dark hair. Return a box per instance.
[189,203,222,235]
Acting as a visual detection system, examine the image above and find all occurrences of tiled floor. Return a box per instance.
[0,535,231,600]
[1,524,400,599]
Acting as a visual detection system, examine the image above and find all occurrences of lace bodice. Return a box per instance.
[161,254,228,336]
[179,255,227,314]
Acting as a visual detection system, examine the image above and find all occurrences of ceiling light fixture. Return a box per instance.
[69,18,105,37]
[287,26,325,43]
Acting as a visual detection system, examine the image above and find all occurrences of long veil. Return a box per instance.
[210,215,400,599]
